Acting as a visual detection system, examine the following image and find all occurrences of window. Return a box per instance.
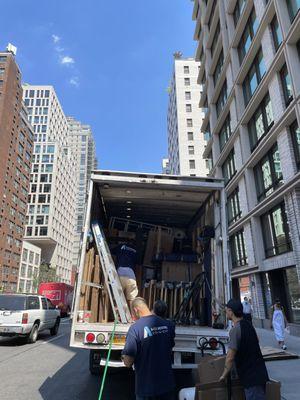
[271,15,283,51]
[233,0,246,27]
[219,114,232,151]
[45,90,50,98]
[29,90,34,98]
[189,160,196,169]
[29,251,34,264]
[47,145,55,153]
[290,120,300,170]
[211,22,220,58]
[27,296,40,310]
[285,267,300,323]
[187,132,194,141]
[243,48,266,105]
[41,298,47,310]
[187,119,193,127]
[26,227,32,236]
[206,152,213,172]
[230,230,248,268]
[184,78,190,86]
[216,81,227,118]
[297,38,300,61]
[254,144,283,201]
[213,50,224,86]
[188,146,195,155]
[22,248,28,262]
[222,149,236,185]
[227,188,241,225]
[185,92,191,100]
[286,0,300,22]
[40,227,48,236]
[186,104,192,112]
[47,299,56,309]
[36,216,44,225]
[238,9,259,64]
[184,66,190,74]
[248,94,274,151]
[261,202,292,257]
[280,64,293,106]
[38,195,46,203]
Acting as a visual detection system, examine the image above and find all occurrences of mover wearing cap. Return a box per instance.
[219,299,269,400]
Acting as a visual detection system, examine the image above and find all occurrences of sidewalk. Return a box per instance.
[256,328,300,400]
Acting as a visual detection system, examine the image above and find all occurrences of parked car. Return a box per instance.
[0,293,60,343]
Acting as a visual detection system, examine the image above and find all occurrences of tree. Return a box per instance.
[32,263,59,292]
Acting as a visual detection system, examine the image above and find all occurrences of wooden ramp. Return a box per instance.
[261,346,299,361]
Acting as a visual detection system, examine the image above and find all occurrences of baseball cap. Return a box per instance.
[226,299,243,315]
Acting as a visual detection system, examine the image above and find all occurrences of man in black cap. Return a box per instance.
[219,299,269,400]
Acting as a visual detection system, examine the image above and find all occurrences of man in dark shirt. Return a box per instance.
[122,297,176,400]
[111,241,138,304]
[220,299,269,400]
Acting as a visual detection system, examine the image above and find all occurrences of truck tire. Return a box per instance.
[27,323,39,344]
[50,318,60,336]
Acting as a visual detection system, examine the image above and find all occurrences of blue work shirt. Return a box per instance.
[122,315,176,397]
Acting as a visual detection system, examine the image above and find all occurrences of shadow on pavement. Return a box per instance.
[38,346,135,400]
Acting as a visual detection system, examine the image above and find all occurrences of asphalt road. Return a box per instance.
[0,319,135,400]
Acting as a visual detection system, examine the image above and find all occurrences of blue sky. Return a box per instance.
[2,0,196,172]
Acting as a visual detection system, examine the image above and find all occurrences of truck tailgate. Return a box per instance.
[0,310,23,325]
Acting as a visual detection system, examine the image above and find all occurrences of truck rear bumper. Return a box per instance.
[0,325,28,336]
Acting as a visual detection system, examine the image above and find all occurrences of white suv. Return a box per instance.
[0,294,61,343]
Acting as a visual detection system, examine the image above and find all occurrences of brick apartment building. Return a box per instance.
[0,50,34,292]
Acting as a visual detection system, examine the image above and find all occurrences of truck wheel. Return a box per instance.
[89,349,105,375]
[50,318,60,336]
[27,323,39,344]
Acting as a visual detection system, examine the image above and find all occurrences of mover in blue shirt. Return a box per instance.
[122,297,176,400]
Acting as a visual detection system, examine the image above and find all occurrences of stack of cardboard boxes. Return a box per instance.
[194,356,281,400]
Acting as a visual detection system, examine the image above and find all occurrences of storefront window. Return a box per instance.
[286,267,300,323]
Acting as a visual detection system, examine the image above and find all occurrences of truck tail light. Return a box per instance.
[86,333,95,343]
[22,313,28,324]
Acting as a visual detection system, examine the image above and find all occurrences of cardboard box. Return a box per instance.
[266,380,281,400]
[161,261,201,282]
[195,381,245,400]
[197,356,226,384]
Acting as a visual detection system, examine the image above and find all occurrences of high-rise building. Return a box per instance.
[192,0,300,331]
[167,53,208,176]
[17,241,41,293]
[67,117,97,275]
[21,85,76,284]
[162,158,171,174]
[0,49,34,292]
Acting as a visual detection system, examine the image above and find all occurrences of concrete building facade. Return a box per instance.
[192,0,300,333]
[21,85,76,284]
[167,54,208,176]
[0,50,34,292]
[162,158,171,174]
[17,241,41,293]
[67,117,97,274]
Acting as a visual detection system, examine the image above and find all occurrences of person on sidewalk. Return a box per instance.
[111,241,138,305]
[122,297,176,400]
[242,297,253,324]
[219,299,269,400]
[271,300,288,350]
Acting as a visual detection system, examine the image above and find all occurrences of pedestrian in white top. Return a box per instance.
[242,297,252,324]
[271,300,288,350]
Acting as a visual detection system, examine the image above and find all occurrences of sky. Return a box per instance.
[1,0,196,173]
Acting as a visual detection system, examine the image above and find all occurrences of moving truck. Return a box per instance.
[39,282,73,317]
[70,171,230,374]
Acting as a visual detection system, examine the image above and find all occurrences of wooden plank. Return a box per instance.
[84,247,95,310]
[90,255,100,322]
[79,249,91,309]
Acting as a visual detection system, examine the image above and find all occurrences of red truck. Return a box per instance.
[38,282,73,317]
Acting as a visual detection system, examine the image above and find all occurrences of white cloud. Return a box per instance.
[69,77,79,87]
[52,34,60,43]
[60,56,75,65]
[55,46,64,53]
